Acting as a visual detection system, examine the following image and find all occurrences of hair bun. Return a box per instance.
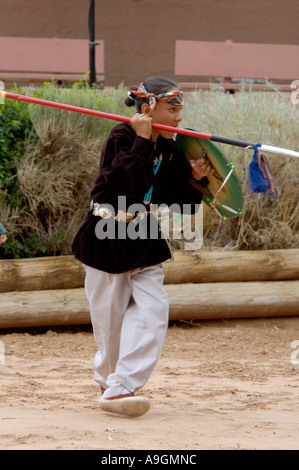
[125,88,137,107]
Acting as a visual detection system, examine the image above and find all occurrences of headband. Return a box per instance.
[129,83,184,109]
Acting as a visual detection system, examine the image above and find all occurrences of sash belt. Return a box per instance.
[90,201,147,222]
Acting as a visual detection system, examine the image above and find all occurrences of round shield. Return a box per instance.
[176,129,243,219]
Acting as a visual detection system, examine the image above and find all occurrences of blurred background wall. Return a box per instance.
[1,0,299,87]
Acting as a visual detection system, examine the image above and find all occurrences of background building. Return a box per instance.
[1,0,299,87]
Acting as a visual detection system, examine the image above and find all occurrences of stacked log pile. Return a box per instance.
[0,249,298,328]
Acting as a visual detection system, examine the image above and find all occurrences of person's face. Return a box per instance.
[142,96,183,141]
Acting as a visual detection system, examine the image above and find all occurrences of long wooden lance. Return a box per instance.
[1,90,299,159]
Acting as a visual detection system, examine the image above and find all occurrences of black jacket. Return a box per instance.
[72,123,205,273]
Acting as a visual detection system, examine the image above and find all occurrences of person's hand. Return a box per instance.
[131,113,152,140]
[190,157,215,180]
[0,233,7,245]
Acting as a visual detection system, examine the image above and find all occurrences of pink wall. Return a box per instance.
[1,0,299,87]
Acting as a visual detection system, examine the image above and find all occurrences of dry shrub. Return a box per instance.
[10,85,299,256]
[13,83,132,256]
[17,126,100,254]
[181,89,299,250]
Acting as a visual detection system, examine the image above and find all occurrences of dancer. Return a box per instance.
[72,77,214,417]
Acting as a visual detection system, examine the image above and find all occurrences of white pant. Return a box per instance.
[84,264,169,399]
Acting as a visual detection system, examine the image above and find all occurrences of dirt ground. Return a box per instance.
[1,316,299,451]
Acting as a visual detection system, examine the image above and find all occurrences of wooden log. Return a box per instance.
[0,288,90,328]
[166,281,299,321]
[0,249,299,292]
[163,249,299,284]
[0,255,85,293]
[0,280,298,329]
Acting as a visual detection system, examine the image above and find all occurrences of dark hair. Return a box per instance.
[125,76,180,113]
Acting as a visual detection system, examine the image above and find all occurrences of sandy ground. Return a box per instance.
[1,316,299,451]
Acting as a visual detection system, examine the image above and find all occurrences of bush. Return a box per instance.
[182,89,299,250]
[0,87,34,207]
[0,83,298,259]
[0,86,40,258]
